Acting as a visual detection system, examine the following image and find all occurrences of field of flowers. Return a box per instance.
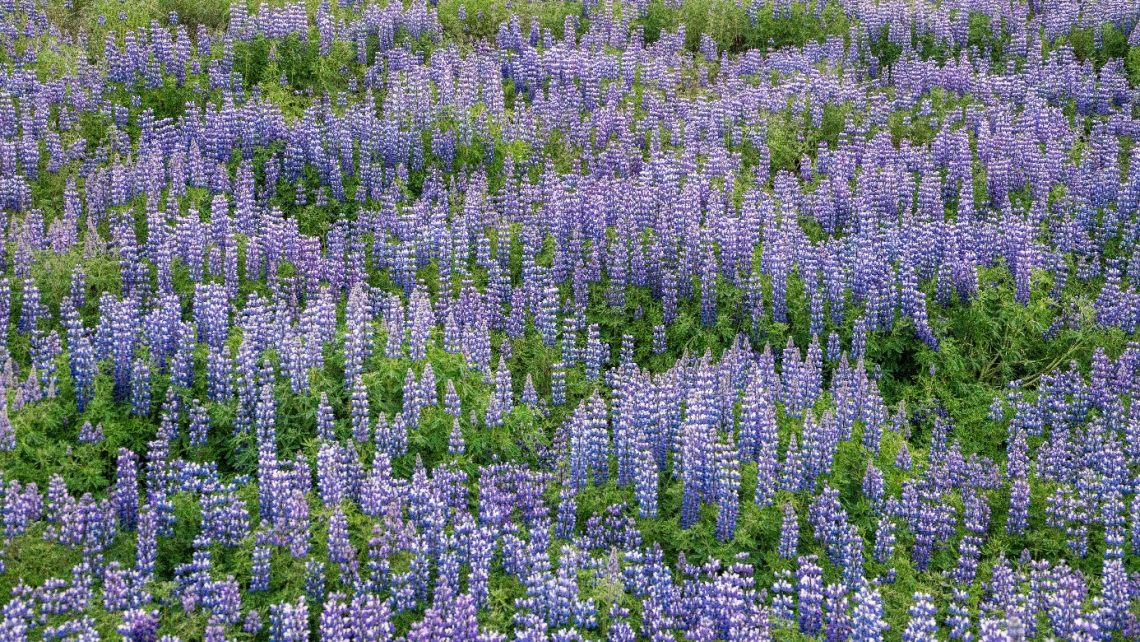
[0,0,1138,639]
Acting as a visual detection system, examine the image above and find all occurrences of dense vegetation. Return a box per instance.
[0,0,1138,640]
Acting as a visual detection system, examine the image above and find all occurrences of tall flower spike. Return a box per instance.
[850,584,889,642]
[351,375,370,443]
[317,393,336,441]
[448,418,465,456]
[902,593,938,642]
[779,501,799,559]
[0,404,13,451]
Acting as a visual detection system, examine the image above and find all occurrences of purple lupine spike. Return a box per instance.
[408,289,433,361]
[17,279,42,335]
[901,593,937,642]
[269,597,308,642]
[872,514,896,564]
[443,312,461,354]
[778,501,799,559]
[320,593,351,642]
[386,414,407,460]
[420,363,437,410]
[118,609,159,642]
[188,399,209,447]
[714,435,740,542]
[402,368,421,430]
[344,287,373,389]
[29,328,61,399]
[134,505,158,582]
[77,420,103,443]
[243,609,262,634]
[448,419,465,456]
[796,555,824,636]
[945,589,973,641]
[351,375,371,443]
[0,404,12,451]
[521,374,537,408]
[862,461,884,511]
[551,362,566,406]
[2,479,35,540]
[250,537,271,593]
[679,366,716,530]
[317,393,336,441]
[383,294,406,359]
[555,486,577,540]
[781,434,805,492]
[633,426,657,519]
[850,584,889,642]
[824,583,851,642]
[317,441,346,507]
[894,442,912,472]
[327,506,359,582]
[584,324,604,381]
[444,379,461,418]
[113,449,139,531]
[255,383,279,524]
[350,592,394,642]
[651,325,666,354]
[283,489,311,559]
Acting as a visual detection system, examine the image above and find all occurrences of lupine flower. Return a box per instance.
[895,442,912,471]
[304,559,326,604]
[188,400,209,447]
[118,609,159,642]
[797,556,824,636]
[351,375,371,442]
[77,421,103,444]
[269,597,308,642]
[113,449,139,531]
[317,393,336,441]
[448,418,465,455]
[243,609,262,634]
[250,541,271,592]
[851,584,889,642]
[778,501,799,559]
[0,405,13,451]
[902,593,938,642]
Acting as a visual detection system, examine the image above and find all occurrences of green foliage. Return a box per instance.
[638,0,849,55]
[1129,46,1140,87]
[1067,24,1133,72]
[160,0,231,31]
[438,0,583,46]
